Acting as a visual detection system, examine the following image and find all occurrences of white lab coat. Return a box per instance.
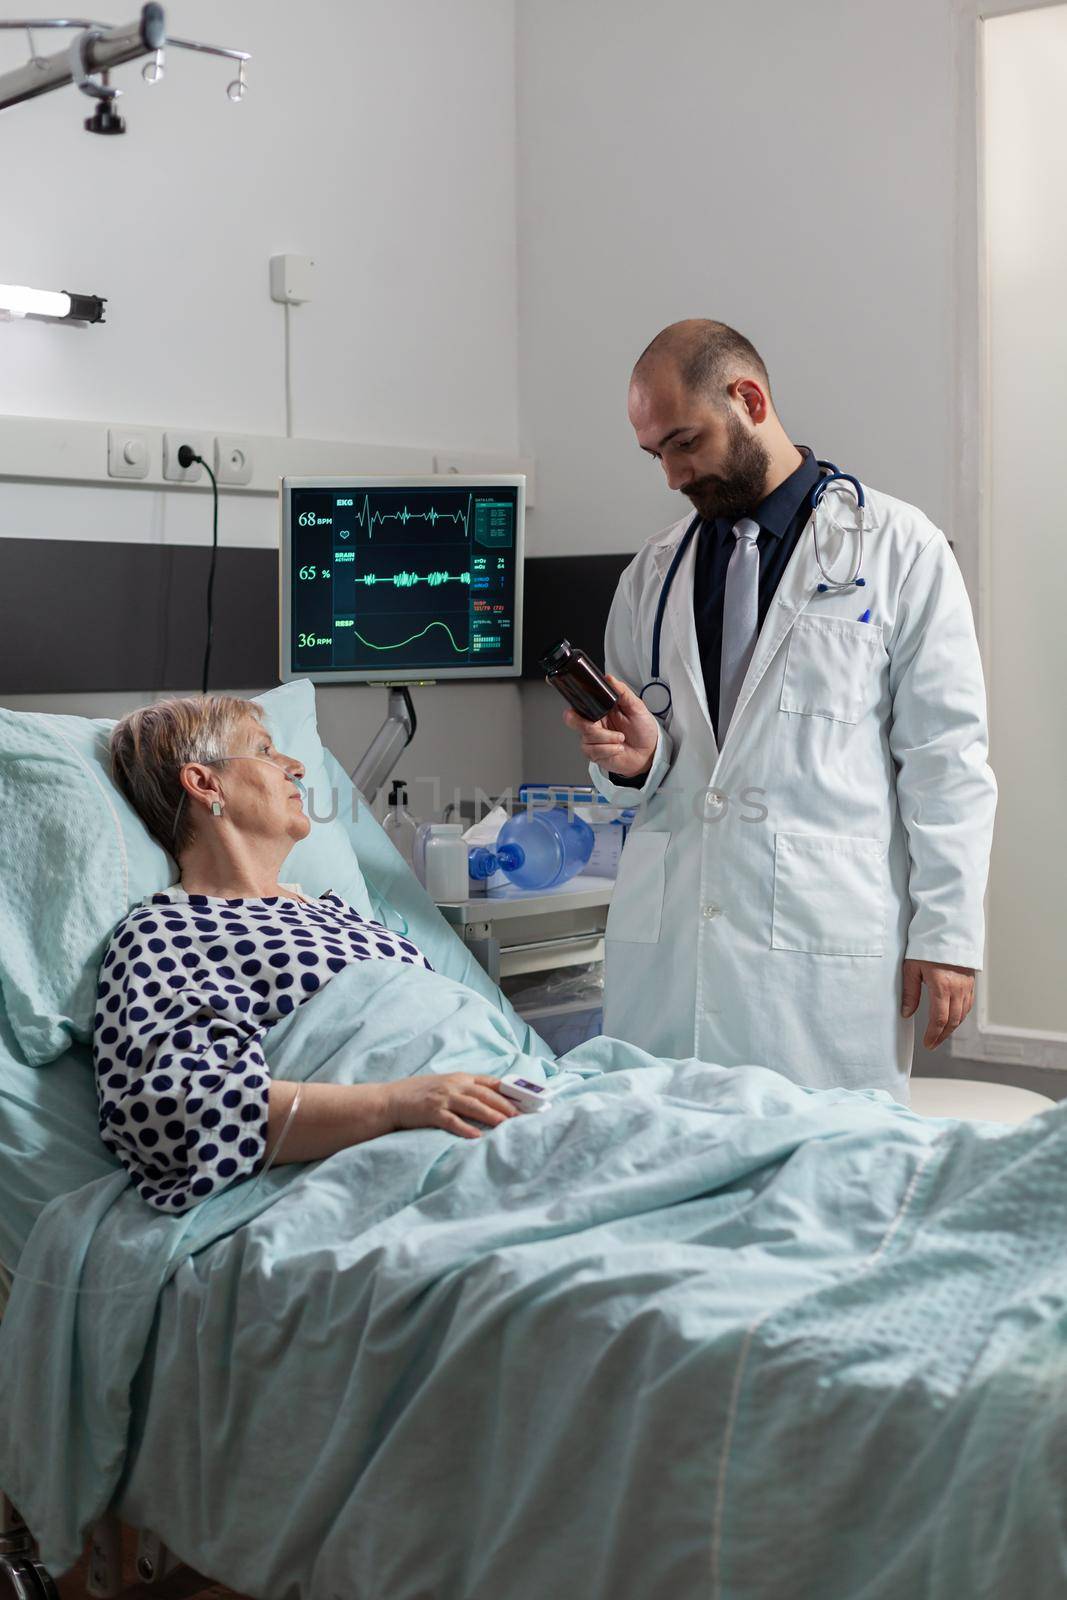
[590,482,997,1101]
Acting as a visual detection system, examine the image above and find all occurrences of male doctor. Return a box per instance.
[564,320,997,1101]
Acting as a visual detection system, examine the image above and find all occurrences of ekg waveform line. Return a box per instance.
[352,620,469,654]
[345,494,474,540]
[353,570,471,588]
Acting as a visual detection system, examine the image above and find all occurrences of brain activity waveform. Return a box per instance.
[353,570,471,588]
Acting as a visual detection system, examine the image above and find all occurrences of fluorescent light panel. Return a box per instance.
[0,283,71,317]
[0,283,106,322]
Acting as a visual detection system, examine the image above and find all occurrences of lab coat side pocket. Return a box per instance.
[604,830,670,945]
[771,832,888,957]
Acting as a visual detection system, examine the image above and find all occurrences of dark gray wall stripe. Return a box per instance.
[1,540,278,694]
[0,540,630,693]
[520,554,630,680]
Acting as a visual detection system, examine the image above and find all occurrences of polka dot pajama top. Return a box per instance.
[93,887,433,1214]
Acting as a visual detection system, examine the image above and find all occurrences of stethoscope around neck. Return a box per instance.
[638,458,866,721]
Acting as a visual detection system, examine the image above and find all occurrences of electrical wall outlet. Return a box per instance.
[214,436,253,485]
[162,431,210,483]
[107,429,150,479]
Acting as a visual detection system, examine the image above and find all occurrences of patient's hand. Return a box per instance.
[386,1073,521,1140]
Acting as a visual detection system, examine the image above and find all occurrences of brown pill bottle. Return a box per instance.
[539,639,620,721]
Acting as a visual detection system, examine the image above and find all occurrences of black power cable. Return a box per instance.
[177,444,220,693]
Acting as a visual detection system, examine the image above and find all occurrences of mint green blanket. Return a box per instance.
[2,955,1064,1599]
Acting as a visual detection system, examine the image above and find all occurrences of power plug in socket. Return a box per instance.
[163,431,210,483]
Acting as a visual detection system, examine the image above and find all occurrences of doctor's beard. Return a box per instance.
[682,411,771,523]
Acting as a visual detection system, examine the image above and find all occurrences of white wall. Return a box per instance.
[512,0,1032,1085]
[0,0,524,802]
[515,0,956,559]
[982,4,1067,1037]
[0,0,519,548]
[4,0,1053,1089]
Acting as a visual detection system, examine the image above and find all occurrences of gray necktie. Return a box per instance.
[718,516,761,740]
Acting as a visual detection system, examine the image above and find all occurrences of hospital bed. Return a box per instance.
[2,679,1066,1600]
[0,677,555,1600]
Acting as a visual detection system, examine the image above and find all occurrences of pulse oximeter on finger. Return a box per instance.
[498,1075,556,1114]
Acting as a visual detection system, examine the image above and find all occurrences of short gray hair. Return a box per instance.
[110,694,263,857]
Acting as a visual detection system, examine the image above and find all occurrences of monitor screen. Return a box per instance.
[279,475,525,683]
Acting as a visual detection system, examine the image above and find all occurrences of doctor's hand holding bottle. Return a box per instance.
[562,674,660,780]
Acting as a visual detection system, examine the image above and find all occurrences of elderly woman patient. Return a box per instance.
[95,694,518,1214]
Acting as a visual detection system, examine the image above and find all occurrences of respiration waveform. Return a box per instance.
[351,620,469,654]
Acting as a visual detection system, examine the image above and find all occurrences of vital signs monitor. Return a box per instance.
[279,475,525,683]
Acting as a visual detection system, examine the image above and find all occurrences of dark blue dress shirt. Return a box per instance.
[693,444,821,743]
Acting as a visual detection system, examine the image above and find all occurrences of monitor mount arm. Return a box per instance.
[350,685,418,807]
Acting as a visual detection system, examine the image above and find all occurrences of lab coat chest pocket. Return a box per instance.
[779,615,884,723]
[605,829,670,945]
[772,832,888,957]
